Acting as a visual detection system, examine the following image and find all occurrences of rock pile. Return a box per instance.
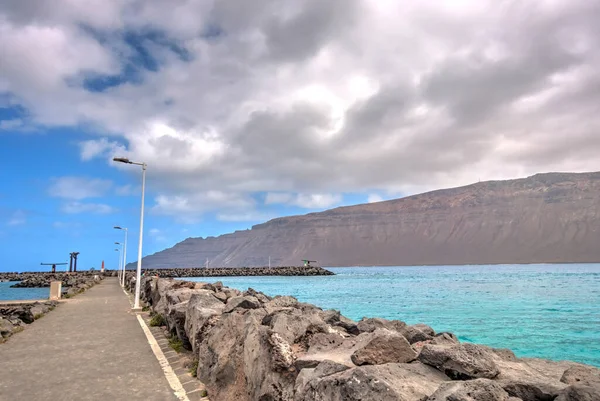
[0,301,58,342]
[8,272,104,288]
[128,275,600,401]
[130,266,334,278]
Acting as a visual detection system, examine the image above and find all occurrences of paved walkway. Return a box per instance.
[0,277,179,400]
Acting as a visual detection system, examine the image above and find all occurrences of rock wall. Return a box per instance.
[3,272,107,288]
[127,274,600,401]
[130,266,334,278]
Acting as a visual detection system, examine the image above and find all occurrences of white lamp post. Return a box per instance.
[115,242,123,279]
[114,248,121,280]
[115,242,122,281]
[113,157,146,310]
[114,226,128,287]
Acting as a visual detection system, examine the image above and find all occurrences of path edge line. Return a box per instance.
[136,314,190,401]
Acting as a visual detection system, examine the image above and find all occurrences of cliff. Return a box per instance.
[135,172,600,268]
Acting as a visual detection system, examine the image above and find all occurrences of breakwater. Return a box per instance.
[0,272,106,288]
[138,266,334,277]
[125,273,600,401]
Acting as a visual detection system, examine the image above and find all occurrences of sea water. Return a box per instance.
[186,264,600,367]
[0,282,49,301]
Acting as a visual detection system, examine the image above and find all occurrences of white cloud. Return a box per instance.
[7,210,26,226]
[148,227,168,243]
[48,176,112,200]
[152,190,255,223]
[265,192,294,205]
[61,202,115,214]
[265,192,343,209]
[79,138,125,161]
[367,194,383,203]
[2,0,600,221]
[217,212,275,222]
[293,194,343,209]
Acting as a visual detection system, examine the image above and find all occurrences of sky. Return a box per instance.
[1,0,600,272]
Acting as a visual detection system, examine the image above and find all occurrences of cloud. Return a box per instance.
[61,202,115,214]
[293,194,343,209]
[48,176,112,200]
[3,0,600,221]
[79,138,125,161]
[265,192,343,209]
[7,210,26,226]
[217,212,275,222]
[367,194,383,203]
[148,227,168,243]
[152,190,255,223]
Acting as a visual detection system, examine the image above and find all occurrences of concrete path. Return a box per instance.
[0,277,179,401]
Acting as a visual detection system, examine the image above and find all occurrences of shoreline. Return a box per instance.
[126,273,600,401]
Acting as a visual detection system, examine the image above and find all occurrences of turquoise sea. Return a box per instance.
[185,264,600,367]
[0,282,49,301]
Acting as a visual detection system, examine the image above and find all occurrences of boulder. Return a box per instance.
[166,301,190,347]
[351,329,417,365]
[494,358,567,401]
[428,378,512,401]
[320,309,358,335]
[295,332,379,369]
[297,362,449,401]
[184,291,226,352]
[419,343,500,379]
[413,323,435,336]
[431,332,460,345]
[399,325,433,344]
[197,308,297,401]
[265,307,331,346]
[522,358,583,381]
[243,288,271,304]
[560,364,600,387]
[0,317,14,338]
[555,384,600,401]
[356,317,406,334]
[491,348,518,362]
[223,296,261,313]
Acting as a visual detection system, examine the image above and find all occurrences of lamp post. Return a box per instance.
[114,248,121,279]
[113,157,146,310]
[115,242,122,279]
[114,226,128,287]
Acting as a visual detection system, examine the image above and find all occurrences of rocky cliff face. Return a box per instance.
[137,172,600,268]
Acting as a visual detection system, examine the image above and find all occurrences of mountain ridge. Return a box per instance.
[132,171,600,268]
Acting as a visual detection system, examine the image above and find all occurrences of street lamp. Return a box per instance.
[113,157,146,310]
[115,242,122,282]
[114,248,121,279]
[115,242,122,279]
[114,226,128,287]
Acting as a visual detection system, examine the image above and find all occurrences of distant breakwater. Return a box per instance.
[0,272,106,288]
[139,266,334,278]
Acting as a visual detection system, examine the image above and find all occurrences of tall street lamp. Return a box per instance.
[115,242,122,279]
[114,248,121,279]
[113,157,146,310]
[114,226,128,287]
